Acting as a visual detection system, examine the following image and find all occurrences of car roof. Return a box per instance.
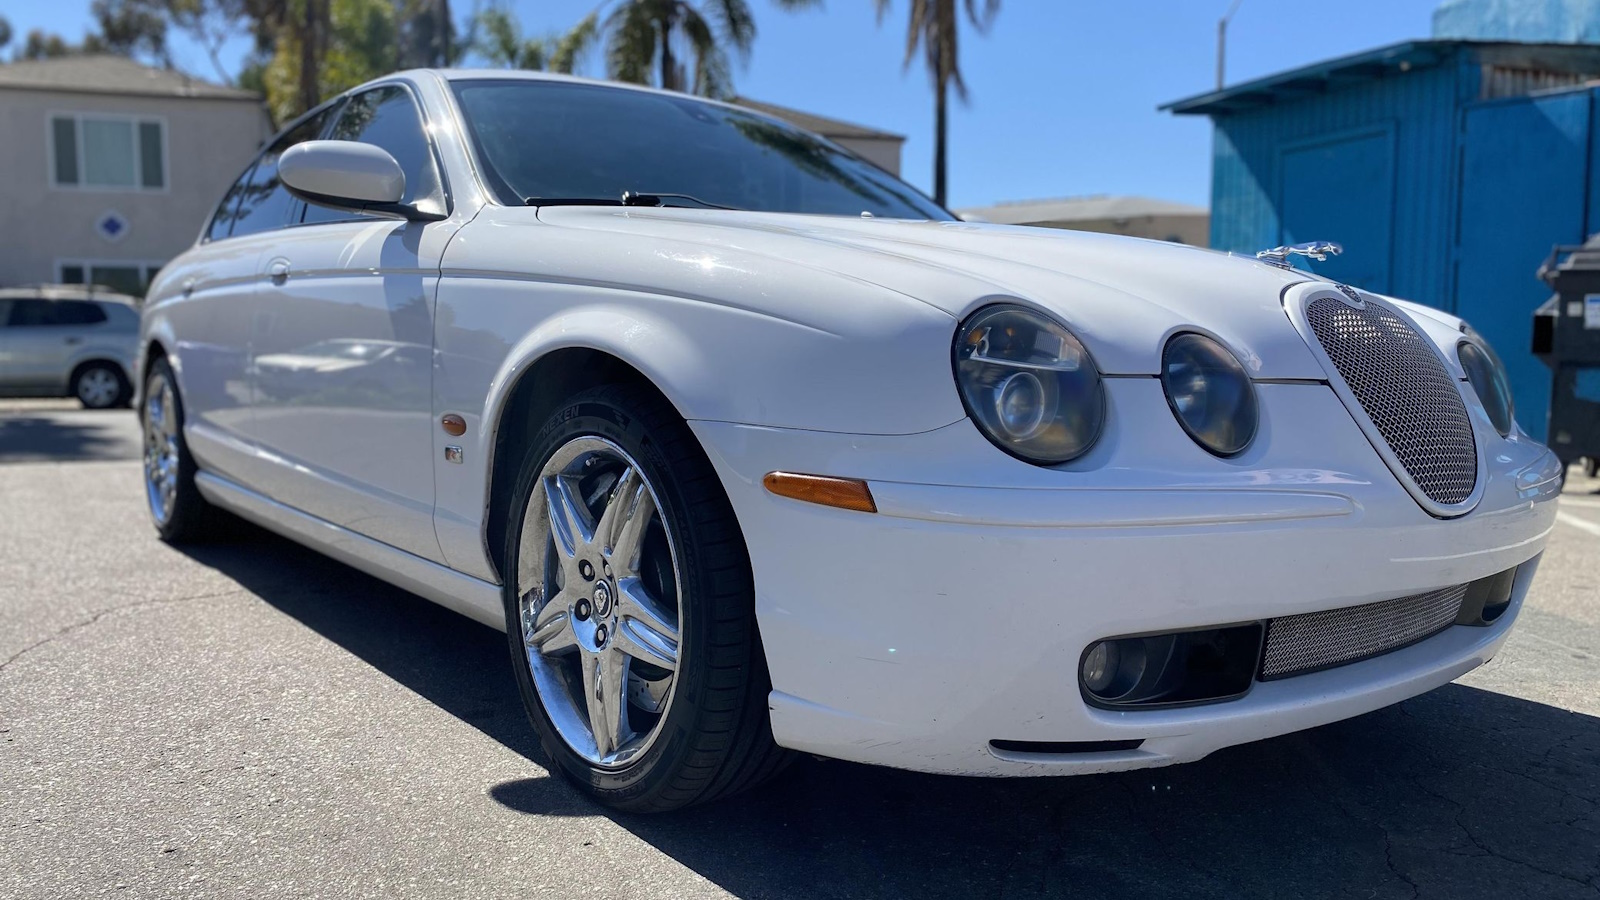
[0,284,140,305]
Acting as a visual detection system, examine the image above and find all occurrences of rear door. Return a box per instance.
[242,83,457,561]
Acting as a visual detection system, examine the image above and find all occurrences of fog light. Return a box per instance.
[1079,624,1263,709]
[1081,641,1119,694]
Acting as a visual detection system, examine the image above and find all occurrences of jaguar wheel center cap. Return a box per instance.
[592,580,613,619]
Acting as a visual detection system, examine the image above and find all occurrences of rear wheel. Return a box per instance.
[502,383,789,812]
[142,358,222,543]
[74,361,129,409]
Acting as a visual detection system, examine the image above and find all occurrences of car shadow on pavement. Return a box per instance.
[177,522,1600,900]
[0,412,139,463]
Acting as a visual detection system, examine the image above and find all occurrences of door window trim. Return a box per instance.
[289,79,454,227]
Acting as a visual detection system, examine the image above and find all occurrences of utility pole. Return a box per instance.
[1217,0,1244,90]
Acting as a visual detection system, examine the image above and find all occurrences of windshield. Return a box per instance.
[450,79,952,221]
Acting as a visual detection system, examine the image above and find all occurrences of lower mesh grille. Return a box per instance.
[1260,585,1468,680]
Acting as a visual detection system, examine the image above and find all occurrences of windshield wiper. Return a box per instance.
[621,191,740,210]
[524,192,740,211]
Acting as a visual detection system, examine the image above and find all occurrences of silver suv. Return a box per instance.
[0,285,141,409]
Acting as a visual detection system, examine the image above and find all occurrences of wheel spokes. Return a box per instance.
[605,472,656,578]
[527,592,578,655]
[580,650,631,759]
[544,474,594,560]
[613,577,679,671]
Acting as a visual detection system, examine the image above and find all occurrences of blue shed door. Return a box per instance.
[1278,126,1396,293]
[1457,92,1592,438]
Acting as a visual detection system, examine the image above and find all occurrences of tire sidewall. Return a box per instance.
[502,391,718,804]
[141,358,200,541]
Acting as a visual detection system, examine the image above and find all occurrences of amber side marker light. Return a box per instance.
[762,472,877,513]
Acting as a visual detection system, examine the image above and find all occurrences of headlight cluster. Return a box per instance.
[953,305,1105,464]
[954,307,1262,465]
[1161,333,1258,457]
[1456,336,1515,436]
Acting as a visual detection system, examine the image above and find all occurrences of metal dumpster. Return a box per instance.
[1534,236,1600,476]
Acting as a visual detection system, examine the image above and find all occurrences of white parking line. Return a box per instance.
[1558,494,1600,508]
[1556,511,1600,538]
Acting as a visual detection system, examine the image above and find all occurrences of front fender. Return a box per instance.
[435,277,965,437]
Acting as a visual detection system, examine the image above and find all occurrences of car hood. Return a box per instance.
[536,207,1330,378]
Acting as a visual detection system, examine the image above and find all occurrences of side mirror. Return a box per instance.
[279,141,442,222]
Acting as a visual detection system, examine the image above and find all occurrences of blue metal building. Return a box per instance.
[1165,40,1600,437]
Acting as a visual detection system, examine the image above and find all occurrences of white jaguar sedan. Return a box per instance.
[139,70,1563,812]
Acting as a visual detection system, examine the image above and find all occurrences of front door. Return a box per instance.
[243,84,457,561]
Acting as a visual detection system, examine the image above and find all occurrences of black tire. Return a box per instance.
[502,383,790,812]
[140,357,223,543]
[1586,457,1598,479]
[73,360,131,409]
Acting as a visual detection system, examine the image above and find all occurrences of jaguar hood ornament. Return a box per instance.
[1257,241,1343,267]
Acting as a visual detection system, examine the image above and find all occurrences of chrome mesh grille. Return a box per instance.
[1260,585,1468,680]
[1304,297,1478,507]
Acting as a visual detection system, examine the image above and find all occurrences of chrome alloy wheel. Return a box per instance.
[78,367,121,408]
[142,371,180,525]
[517,436,683,768]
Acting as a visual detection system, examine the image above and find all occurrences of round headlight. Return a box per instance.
[1161,332,1258,457]
[954,305,1105,464]
[1457,339,1515,436]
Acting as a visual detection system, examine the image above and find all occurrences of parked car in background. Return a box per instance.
[0,285,140,409]
[138,70,1562,813]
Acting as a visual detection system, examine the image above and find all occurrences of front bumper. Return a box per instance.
[690,378,1562,776]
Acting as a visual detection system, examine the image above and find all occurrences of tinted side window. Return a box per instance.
[7,300,106,327]
[207,161,256,241]
[303,86,444,225]
[230,108,335,239]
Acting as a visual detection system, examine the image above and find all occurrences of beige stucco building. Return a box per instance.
[955,195,1211,246]
[732,97,905,176]
[0,56,271,295]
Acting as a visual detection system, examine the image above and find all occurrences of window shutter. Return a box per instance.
[52,117,78,185]
[139,121,164,188]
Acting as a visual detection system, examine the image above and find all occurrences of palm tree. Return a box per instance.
[873,0,999,207]
[601,0,820,98]
[472,6,597,72]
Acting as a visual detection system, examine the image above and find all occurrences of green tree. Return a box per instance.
[0,17,13,56]
[872,0,998,207]
[91,0,173,65]
[600,0,819,98]
[262,0,396,122]
[167,0,250,84]
[18,28,111,59]
[471,5,596,72]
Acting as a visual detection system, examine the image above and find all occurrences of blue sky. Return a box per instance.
[7,0,1446,208]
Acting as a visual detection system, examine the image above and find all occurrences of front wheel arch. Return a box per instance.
[483,347,705,584]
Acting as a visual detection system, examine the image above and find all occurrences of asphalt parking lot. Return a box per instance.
[2,400,1598,899]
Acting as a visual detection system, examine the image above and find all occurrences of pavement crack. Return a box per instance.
[0,590,242,675]
[1383,828,1422,900]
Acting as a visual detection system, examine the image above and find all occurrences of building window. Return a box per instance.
[58,260,165,297]
[50,114,166,190]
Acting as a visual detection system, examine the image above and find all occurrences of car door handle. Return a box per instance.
[63,336,82,345]
[268,260,291,285]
